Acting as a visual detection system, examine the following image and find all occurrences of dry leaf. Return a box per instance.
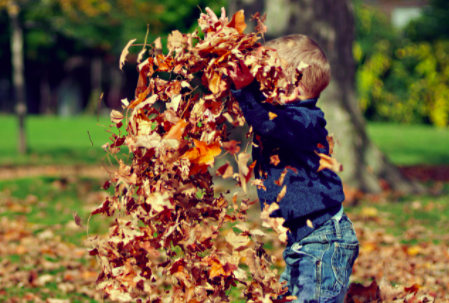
[277,185,287,202]
[119,39,137,71]
[327,135,335,155]
[72,212,83,228]
[110,110,124,124]
[270,155,280,166]
[268,112,277,120]
[227,10,247,34]
[216,162,234,179]
[315,151,342,173]
[306,219,313,228]
[181,139,221,166]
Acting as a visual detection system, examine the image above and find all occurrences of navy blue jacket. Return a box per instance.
[231,80,345,244]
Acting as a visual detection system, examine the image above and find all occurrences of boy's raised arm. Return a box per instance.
[230,63,323,148]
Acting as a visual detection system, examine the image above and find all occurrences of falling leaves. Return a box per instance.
[89,8,298,303]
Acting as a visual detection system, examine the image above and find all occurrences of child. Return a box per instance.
[229,34,359,302]
[203,7,359,302]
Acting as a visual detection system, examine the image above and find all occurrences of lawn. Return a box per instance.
[2,115,449,166]
[1,115,113,166]
[367,122,449,165]
[1,116,449,301]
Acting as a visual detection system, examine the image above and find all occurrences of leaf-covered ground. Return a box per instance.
[1,174,448,302]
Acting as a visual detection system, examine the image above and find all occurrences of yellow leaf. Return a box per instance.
[315,152,342,173]
[277,185,287,202]
[227,10,247,34]
[181,139,221,166]
[306,219,313,228]
[164,119,189,141]
[208,72,223,95]
[209,259,226,279]
[268,112,277,120]
[226,229,250,249]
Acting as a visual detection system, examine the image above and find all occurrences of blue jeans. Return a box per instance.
[279,213,359,303]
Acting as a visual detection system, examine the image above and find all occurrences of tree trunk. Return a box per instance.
[230,0,424,194]
[39,74,52,114]
[85,56,102,115]
[8,2,27,155]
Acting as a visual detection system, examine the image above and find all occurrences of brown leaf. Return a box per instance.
[119,39,136,71]
[223,140,241,155]
[270,154,280,166]
[216,162,234,179]
[72,212,83,228]
[275,168,288,186]
[327,135,335,155]
[250,179,266,191]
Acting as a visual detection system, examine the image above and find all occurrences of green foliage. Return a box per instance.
[354,2,449,127]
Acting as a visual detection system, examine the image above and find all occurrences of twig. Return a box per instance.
[97,92,104,122]
[87,131,94,146]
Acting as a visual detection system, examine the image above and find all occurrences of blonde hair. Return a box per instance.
[264,34,331,98]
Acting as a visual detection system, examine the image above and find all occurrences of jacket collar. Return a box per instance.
[282,98,318,107]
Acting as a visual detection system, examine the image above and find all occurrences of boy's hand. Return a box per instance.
[229,60,254,90]
[200,7,228,27]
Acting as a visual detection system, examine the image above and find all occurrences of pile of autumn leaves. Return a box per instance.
[87,10,297,303]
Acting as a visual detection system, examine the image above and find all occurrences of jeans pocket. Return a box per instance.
[284,236,328,268]
[331,242,359,288]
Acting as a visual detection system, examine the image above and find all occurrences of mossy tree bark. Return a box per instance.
[230,0,424,194]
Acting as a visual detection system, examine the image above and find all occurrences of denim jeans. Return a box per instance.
[279,213,359,303]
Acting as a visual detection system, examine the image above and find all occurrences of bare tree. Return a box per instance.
[229,0,423,194]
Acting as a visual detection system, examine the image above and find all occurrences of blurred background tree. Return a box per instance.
[0,0,225,154]
[355,0,449,127]
[0,0,447,192]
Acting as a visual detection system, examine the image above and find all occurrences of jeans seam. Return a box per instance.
[316,258,322,300]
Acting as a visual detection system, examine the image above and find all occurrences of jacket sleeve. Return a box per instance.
[230,81,325,149]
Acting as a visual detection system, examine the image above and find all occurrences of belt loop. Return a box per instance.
[333,218,342,239]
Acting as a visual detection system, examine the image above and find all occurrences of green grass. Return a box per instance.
[0,115,117,166]
[2,116,449,166]
[367,122,449,165]
[0,176,109,244]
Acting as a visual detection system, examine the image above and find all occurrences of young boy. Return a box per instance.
[202,7,359,303]
[229,34,360,302]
